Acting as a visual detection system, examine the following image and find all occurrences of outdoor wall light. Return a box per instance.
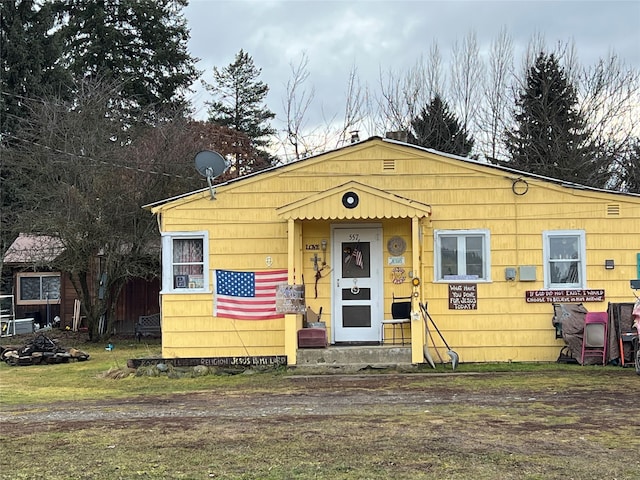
[321,239,327,251]
[342,191,359,209]
[605,259,615,270]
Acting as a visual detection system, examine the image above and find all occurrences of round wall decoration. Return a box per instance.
[387,236,406,255]
[391,267,406,284]
[342,191,359,209]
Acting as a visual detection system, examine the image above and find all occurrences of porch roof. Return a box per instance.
[276,181,431,220]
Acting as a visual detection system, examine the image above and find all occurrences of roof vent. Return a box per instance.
[606,204,620,216]
[383,159,396,171]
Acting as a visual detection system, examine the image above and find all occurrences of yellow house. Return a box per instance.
[146,137,640,365]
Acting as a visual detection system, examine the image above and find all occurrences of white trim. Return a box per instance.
[161,231,210,294]
[433,229,492,283]
[331,224,384,343]
[542,230,586,289]
[16,272,61,305]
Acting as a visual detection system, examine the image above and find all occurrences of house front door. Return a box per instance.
[332,226,383,343]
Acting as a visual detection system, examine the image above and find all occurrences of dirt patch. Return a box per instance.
[2,372,637,427]
[2,371,639,479]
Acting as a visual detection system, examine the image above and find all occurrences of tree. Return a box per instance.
[450,31,482,138]
[56,0,199,120]
[281,52,315,160]
[578,53,640,191]
[376,48,440,136]
[410,94,474,156]
[335,64,366,148]
[476,27,514,163]
[2,79,254,340]
[0,0,74,261]
[0,0,72,140]
[504,52,607,186]
[612,138,640,193]
[204,49,276,153]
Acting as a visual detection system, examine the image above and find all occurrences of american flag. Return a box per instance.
[215,269,288,320]
[352,247,364,269]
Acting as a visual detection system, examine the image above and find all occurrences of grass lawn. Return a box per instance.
[1,334,638,479]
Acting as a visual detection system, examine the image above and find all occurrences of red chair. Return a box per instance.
[580,312,608,365]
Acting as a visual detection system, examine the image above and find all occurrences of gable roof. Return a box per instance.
[3,234,64,265]
[276,181,431,220]
[145,136,640,211]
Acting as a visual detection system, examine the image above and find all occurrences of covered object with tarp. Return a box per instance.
[552,303,620,365]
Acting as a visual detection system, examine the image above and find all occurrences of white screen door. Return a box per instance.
[332,226,383,343]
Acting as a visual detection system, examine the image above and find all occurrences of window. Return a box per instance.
[543,230,586,289]
[434,230,491,282]
[17,273,61,305]
[161,231,209,293]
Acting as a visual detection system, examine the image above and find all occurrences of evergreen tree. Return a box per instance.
[0,0,72,140]
[617,139,640,193]
[504,52,605,186]
[0,0,73,258]
[204,49,276,151]
[57,0,199,120]
[409,94,474,156]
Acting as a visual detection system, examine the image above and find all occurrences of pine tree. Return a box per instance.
[0,0,73,257]
[0,0,72,139]
[204,49,276,151]
[57,0,199,119]
[504,52,605,186]
[617,139,640,193]
[410,94,474,156]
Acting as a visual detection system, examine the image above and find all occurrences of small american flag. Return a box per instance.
[215,269,288,320]
[352,247,364,269]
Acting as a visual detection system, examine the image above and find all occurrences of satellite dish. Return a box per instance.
[194,150,229,200]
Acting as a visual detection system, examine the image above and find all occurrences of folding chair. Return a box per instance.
[580,311,608,365]
[381,294,412,345]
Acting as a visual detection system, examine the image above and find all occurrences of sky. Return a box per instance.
[183,0,640,145]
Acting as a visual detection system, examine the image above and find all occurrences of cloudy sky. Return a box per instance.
[183,0,640,142]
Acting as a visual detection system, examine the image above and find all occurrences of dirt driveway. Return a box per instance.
[2,371,639,479]
[1,371,635,423]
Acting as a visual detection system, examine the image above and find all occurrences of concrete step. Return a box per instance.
[294,345,417,373]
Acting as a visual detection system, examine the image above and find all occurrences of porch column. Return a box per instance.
[410,216,425,364]
[284,218,303,365]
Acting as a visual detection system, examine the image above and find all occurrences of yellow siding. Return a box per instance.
[154,139,640,363]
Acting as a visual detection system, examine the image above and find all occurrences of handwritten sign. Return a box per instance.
[449,283,477,310]
[275,284,306,314]
[525,289,605,303]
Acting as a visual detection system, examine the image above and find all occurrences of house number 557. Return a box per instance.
[349,233,360,241]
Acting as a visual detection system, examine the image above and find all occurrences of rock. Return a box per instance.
[192,365,209,376]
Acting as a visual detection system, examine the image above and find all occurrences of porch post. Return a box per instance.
[284,218,302,365]
[410,216,425,364]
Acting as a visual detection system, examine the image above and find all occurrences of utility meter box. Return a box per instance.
[519,266,536,282]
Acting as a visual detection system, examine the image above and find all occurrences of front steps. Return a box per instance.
[293,345,416,373]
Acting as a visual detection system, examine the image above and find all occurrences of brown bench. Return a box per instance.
[135,313,161,341]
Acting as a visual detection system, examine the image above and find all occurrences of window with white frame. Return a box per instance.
[543,230,586,289]
[17,272,61,305]
[434,230,491,282]
[161,231,209,293]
